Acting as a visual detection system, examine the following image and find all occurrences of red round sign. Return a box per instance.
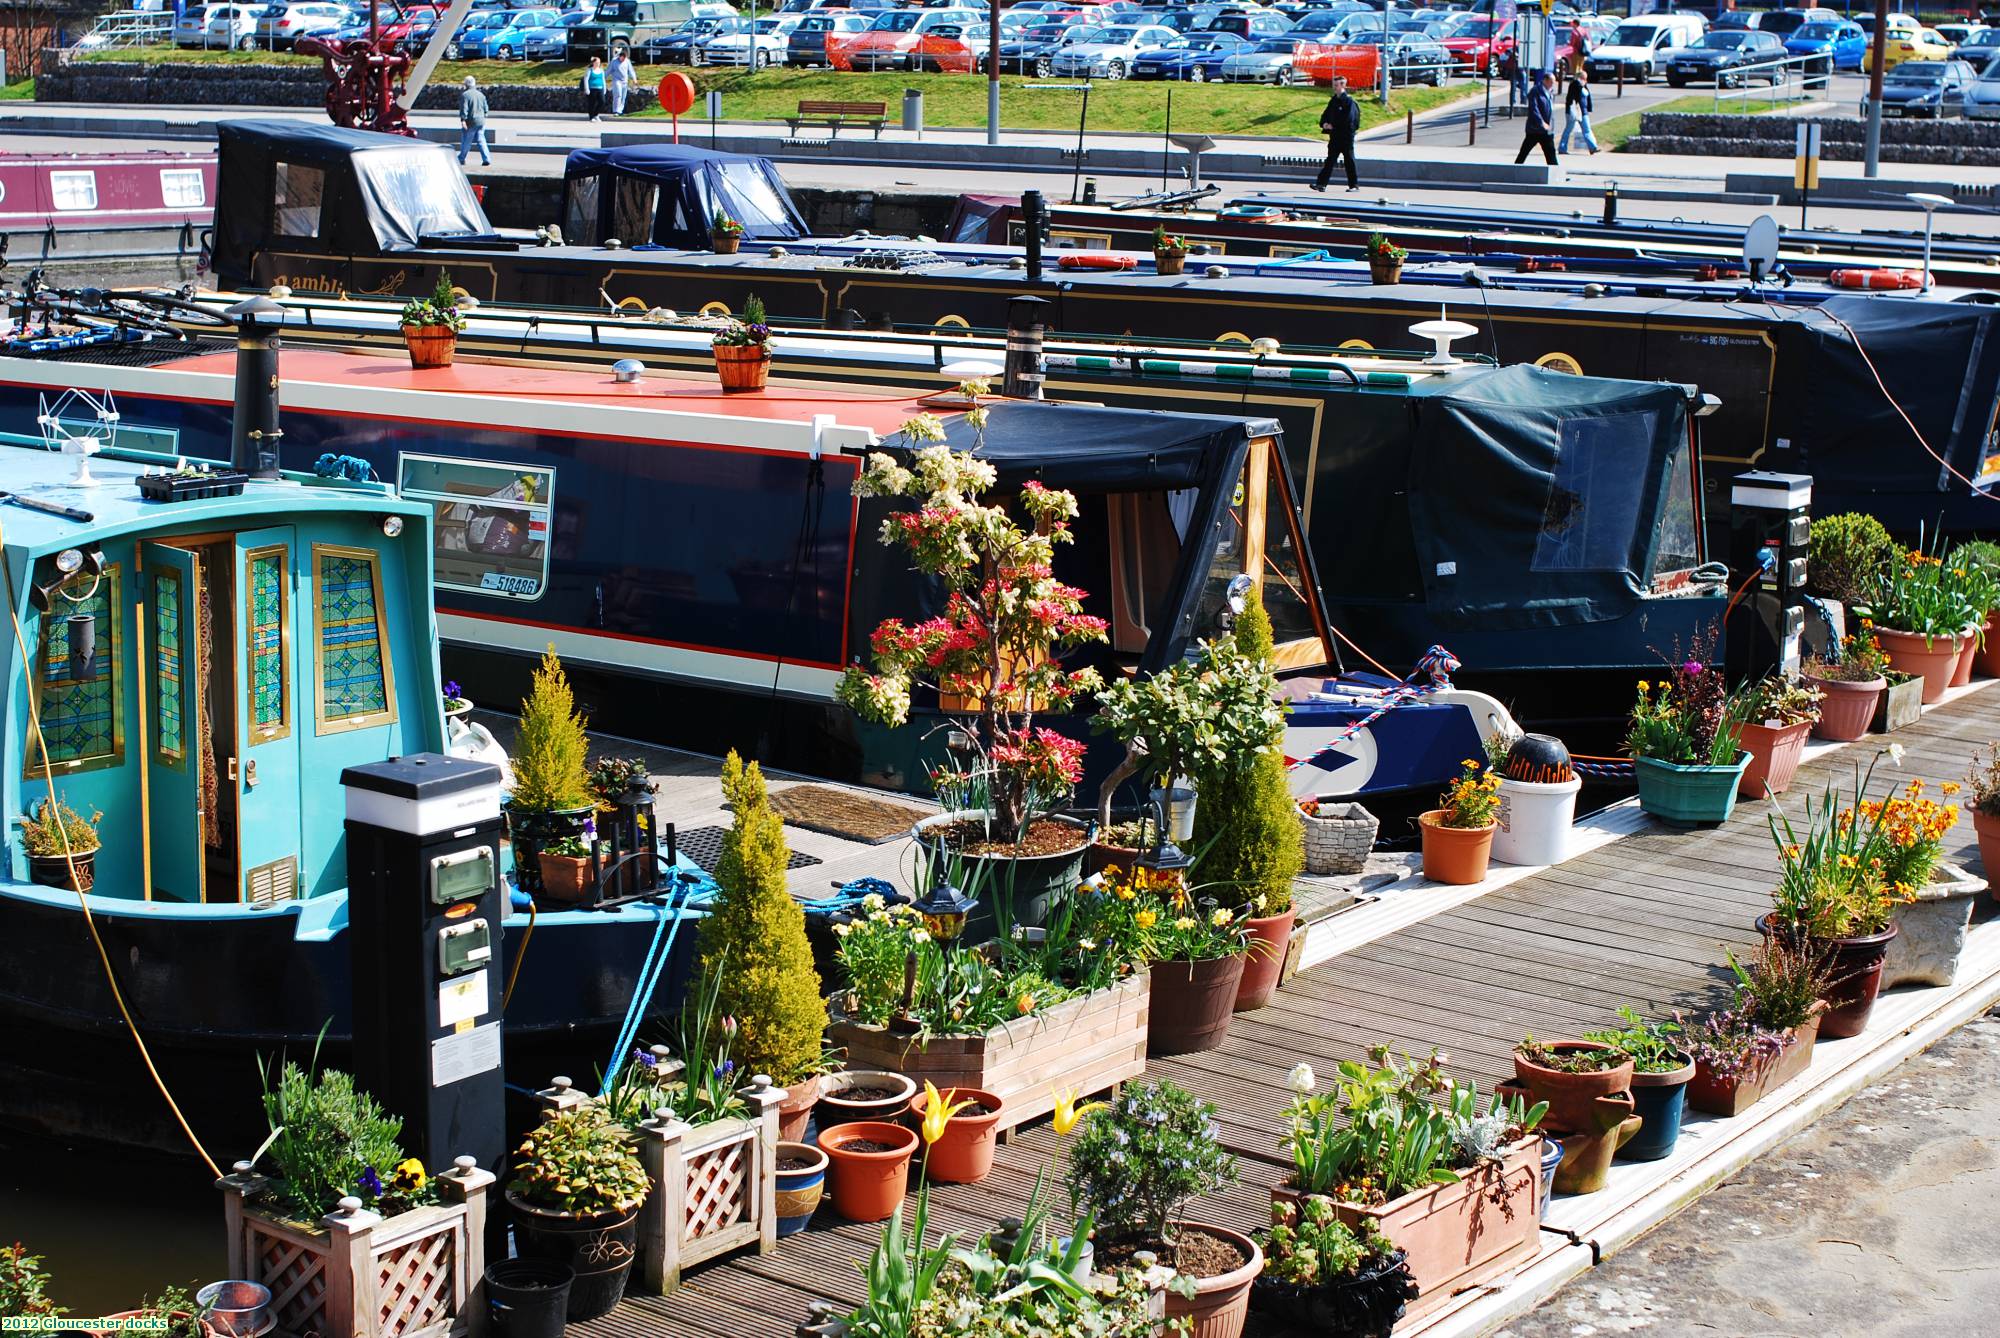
[656,72,696,116]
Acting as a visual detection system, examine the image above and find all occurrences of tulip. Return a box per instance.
[921,1080,974,1145]
[1051,1085,1107,1137]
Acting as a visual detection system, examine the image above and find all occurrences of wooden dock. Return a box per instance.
[569,685,2000,1338]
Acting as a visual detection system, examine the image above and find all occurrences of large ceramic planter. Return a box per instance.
[713,342,770,392]
[1250,1250,1417,1338]
[1872,674,1924,734]
[774,1141,827,1237]
[909,1086,1003,1184]
[815,1070,918,1128]
[1418,810,1496,885]
[817,1120,918,1223]
[1233,907,1297,1012]
[1510,1042,1635,1132]
[1688,1017,1819,1117]
[1619,1054,1696,1162]
[1148,955,1246,1055]
[1632,752,1751,827]
[1977,809,2000,890]
[914,809,1088,936]
[1952,624,1981,687]
[1876,626,1961,703]
[1805,672,1886,742]
[776,1074,821,1143]
[1760,914,1896,1040]
[1732,720,1812,800]
[1882,861,1986,989]
[1300,800,1377,875]
[1161,1223,1263,1338]
[508,1193,641,1321]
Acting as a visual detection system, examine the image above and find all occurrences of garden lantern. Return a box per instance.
[913,855,979,945]
[1137,796,1193,875]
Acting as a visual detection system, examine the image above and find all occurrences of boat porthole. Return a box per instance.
[614,295,648,312]
[932,314,970,331]
[700,300,732,317]
[1536,351,1583,375]
[1216,331,1252,345]
[1338,338,1374,351]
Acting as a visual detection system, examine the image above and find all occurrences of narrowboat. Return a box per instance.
[198,120,2000,537]
[0,148,215,267]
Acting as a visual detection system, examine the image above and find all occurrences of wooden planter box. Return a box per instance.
[1327,1137,1543,1324]
[1873,674,1924,733]
[218,1159,494,1338]
[1688,1017,1820,1118]
[826,971,1149,1136]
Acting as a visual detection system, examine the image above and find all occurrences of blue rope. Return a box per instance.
[313,453,377,482]
[601,906,677,1099]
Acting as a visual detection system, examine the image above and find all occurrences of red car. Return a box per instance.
[1296,40,1381,87]
[1439,14,1514,73]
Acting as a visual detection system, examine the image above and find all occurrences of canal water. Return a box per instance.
[1,1135,221,1312]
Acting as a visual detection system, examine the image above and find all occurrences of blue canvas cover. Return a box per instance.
[561,144,807,248]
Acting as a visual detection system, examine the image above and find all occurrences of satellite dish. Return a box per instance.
[1743,215,1781,279]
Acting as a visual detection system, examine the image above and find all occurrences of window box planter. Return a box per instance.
[217,1157,494,1338]
[1882,860,1986,989]
[1872,673,1923,733]
[1687,1017,1820,1117]
[137,470,248,503]
[824,970,1148,1137]
[1632,752,1751,827]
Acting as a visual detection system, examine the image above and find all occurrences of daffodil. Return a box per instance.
[1051,1085,1107,1136]
[1135,908,1157,929]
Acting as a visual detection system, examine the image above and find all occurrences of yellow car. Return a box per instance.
[1867,26,1953,73]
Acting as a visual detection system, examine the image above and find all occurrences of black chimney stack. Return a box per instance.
[1004,296,1051,401]
[225,295,285,479]
[1022,190,1046,282]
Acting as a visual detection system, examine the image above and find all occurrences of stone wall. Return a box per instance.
[1625,111,2000,165]
[37,54,654,114]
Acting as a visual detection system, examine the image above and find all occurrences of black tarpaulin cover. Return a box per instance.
[1405,365,1691,630]
[562,145,807,248]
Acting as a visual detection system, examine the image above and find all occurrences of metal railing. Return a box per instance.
[67,10,174,56]
[1697,51,1838,113]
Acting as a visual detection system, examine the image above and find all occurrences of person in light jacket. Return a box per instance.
[608,48,635,116]
[1561,67,1600,155]
[581,56,607,121]
[458,75,491,166]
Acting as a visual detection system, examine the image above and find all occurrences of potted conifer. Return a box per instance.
[508,646,596,903]
[399,271,465,369]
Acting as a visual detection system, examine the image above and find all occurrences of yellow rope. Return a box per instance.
[2,521,221,1178]
[503,892,536,1013]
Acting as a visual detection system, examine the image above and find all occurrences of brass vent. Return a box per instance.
[246,856,298,907]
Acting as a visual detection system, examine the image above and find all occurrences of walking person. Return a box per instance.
[457,74,492,167]
[608,47,635,116]
[1561,66,1600,155]
[581,56,607,121]
[1514,70,1558,165]
[1311,75,1362,193]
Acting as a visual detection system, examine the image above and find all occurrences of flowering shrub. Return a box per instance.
[1092,634,1285,816]
[832,894,1073,1036]
[1086,864,1252,964]
[1366,232,1407,263]
[1869,539,1987,640]
[1858,777,1960,891]
[1433,760,1500,829]
[838,428,1108,843]
[1769,749,1922,938]
[1626,630,1749,766]
[17,794,102,858]
[1152,224,1188,253]
[712,209,744,237]
[442,679,470,712]
[1064,1079,1238,1251]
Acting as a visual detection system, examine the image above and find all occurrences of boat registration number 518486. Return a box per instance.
[479,572,541,596]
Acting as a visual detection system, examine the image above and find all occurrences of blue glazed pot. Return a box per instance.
[1633,752,1752,827]
[1619,1056,1696,1162]
[775,1141,828,1237]
[1539,1138,1563,1217]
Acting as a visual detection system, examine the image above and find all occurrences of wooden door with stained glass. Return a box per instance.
[142,543,202,902]
[235,527,303,906]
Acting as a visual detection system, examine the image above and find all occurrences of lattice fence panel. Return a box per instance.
[251,1227,328,1337]
[683,1136,751,1241]
[376,1226,456,1335]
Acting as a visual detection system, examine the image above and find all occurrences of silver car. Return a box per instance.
[253,1,351,49]
[1047,23,1179,79]
[1216,35,1314,83]
[1967,54,2000,119]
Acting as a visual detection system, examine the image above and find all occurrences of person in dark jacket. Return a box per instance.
[1515,70,1558,165]
[1561,67,1600,154]
[1312,75,1361,192]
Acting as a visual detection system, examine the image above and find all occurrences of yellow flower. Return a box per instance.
[390,1158,428,1193]
[1943,782,1963,797]
[1135,909,1157,929]
[1017,993,1035,1015]
[1782,844,1802,860]
[1211,907,1233,927]
[1051,1086,1108,1137]
[1837,853,1859,869]
[920,1081,975,1146]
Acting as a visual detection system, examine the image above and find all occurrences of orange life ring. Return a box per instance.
[1057,253,1138,271]
[1829,268,1922,290]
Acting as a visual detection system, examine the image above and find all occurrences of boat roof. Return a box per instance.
[564,143,783,178]
[216,118,438,162]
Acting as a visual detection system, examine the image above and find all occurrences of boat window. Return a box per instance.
[273,162,324,239]
[352,147,491,246]
[564,174,602,245]
[160,168,206,208]
[713,161,797,235]
[611,178,658,245]
[397,455,553,601]
[245,546,291,741]
[1105,491,1184,655]
[311,545,397,733]
[1654,441,1702,578]
[49,171,98,212]
[27,566,123,775]
[1189,466,1248,638]
[1532,414,1653,575]
[153,567,186,767]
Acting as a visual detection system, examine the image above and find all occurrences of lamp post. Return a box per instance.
[1907,192,1951,294]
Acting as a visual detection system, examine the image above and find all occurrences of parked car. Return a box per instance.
[983,22,1100,72]
[1588,14,1708,81]
[1047,22,1178,76]
[1131,28,1246,78]
[1215,34,1320,82]
[1936,21,1988,48]
[1964,54,2000,119]
[1335,29,1452,84]
[252,1,349,48]
[1664,28,1786,86]
[787,11,869,64]
[1784,19,1865,73]
[1297,34,1382,85]
[634,14,742,61]
[1867,26,1955,74]
[1438,12,1512,72]
[1856,11,1921,40]
[461,7,563,57]
[522,10,594,58]
[1752,7,1838,42]
[1956,28,2000,63]
[185,3,269,49]
[1875,57,1976,115]
[444,9,510,56]
[571,0,735,61]
[831,7,983,69]
[1196,10,1292,40]
[700,13,800,65]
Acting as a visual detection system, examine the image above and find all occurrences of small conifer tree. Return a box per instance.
[695,751,828,1085]
[510,645,593,814]
[1191,597,1303,915]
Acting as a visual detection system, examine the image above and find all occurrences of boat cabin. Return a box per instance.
[560,145,808,250]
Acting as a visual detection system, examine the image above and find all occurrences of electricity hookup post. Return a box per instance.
[1794,121,1821,231]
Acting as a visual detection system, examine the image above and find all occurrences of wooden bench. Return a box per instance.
[786,99,889,139]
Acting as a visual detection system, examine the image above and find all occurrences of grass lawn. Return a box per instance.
[1594,91,1801,151]
[81,47,1469,137]
[0,79,34,101]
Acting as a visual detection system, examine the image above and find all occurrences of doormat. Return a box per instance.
[770,785,933,845]
[674,824,823,874]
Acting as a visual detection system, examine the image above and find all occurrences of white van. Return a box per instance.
[1586,12,1707,81]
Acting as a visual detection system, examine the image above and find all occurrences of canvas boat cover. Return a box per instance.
[561,145,807,249]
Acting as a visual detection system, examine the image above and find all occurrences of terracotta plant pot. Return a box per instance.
[713,342,771,392]
[27,850,95,892]
[714,233,742,254]
[1875,626,1961,703]
[1688,1017,1819,1117]
[1976,809,2000,892]
[1872,674,1923,733]
[1632,752,1751,827]
[1161,1223,1263,1338]
[1510,1042,1636,1132]
[816,1070,918,1128]
[1368,256,1404,284]
[776,1074,821,1143]
[1805,672,1886,741]
[1084,837,1139,877]
[403,323,456,369]
[1952,624,1981,686]
[1980,607,2000,677]
[1148,955,1246,1055]
[1156,250,1187,276]
[1418,810,1495,885]
[1732,719,1812,799]
[536,851,593,903]
[1620,1054,1696,1162]
[817,1120,918,1222]
[909,1086,1003,1184]
[1233,907,1297,1012]
[774,1140,827,1237]
[1760,913,1896,1040]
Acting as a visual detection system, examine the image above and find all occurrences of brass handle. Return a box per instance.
[244,758,258,789]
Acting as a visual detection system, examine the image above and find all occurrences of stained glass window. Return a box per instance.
[155,569,184,763]
[314,548,394,730]
[30,568,121,773]
[247,549,289,738]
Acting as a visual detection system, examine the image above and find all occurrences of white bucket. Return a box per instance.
[1492,775,1582,867]
[1150,784,1199,842]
